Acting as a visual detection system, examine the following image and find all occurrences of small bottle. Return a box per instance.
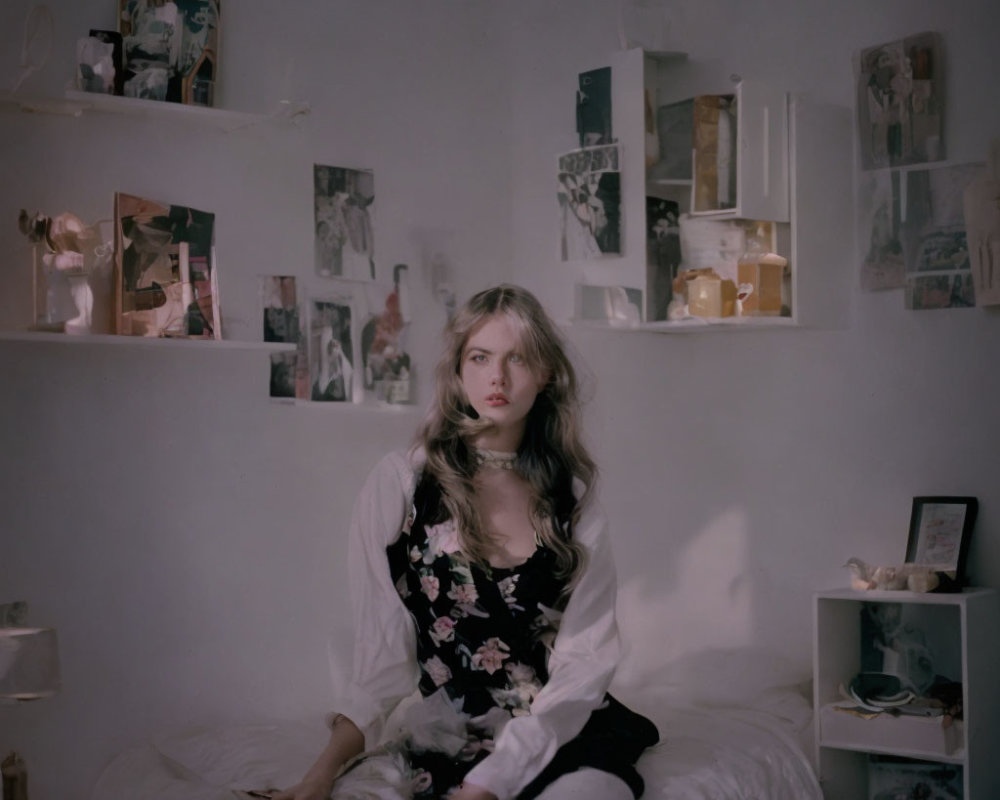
[2,751,28,800]
[736,227,766,315]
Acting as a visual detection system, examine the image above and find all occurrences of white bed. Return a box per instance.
[91,684,822,800]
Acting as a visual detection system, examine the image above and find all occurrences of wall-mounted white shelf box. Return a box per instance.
[813,588,1000,800]
[568,48,852,331]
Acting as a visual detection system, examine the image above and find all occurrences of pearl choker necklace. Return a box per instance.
[473,447,517,470]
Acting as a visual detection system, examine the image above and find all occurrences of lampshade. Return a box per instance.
[0,627,61,700]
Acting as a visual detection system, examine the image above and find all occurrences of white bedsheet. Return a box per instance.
[92,689,821,800]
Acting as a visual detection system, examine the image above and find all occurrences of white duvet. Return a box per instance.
[92,687,821,800]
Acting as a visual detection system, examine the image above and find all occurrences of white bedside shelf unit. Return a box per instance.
[813,588,1000,799]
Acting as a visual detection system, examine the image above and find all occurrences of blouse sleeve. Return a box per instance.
[330,450,421,747]
[462,495,621,800]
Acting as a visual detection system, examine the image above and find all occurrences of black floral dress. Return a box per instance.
[385,479,658,799]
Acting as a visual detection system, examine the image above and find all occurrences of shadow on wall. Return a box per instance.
[612,507,808,708]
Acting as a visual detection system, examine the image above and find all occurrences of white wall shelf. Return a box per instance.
[570,316,797,334]
[566,48,852,331]
[813,587,1000,800]
[0,89,310,131]
[0,330,295,352]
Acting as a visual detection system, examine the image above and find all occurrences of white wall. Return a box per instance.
[1,1,999,798]
[502,0,1000,693]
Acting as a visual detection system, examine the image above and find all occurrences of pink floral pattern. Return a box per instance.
[470,637,510,674]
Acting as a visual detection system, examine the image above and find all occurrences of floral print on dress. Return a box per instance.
[470,637,510,674]
[384,487,568,799]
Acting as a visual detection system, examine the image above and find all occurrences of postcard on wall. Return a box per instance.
[118,0,220,105]
[963,141,1000,305]
[261,275,307,401]
[557,144,621,261]
[314,165,375,281]
[114,192,219,338]
[856,31,943,170]
[359,265,413,405]
[576,66,612,148]
[901,162,983,310]
[858,170,905,290]
[309,295,354,403]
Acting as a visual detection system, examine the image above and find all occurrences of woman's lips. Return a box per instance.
[485,393,509,406]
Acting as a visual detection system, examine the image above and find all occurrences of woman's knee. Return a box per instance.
[530,767,633,800]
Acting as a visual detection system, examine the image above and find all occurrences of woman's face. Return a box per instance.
[460,314,548,448]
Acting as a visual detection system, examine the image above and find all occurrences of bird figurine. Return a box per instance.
[844,558,940,592]
[844,557,877,590]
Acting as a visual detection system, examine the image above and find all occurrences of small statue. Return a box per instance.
[844,557,940,592]
[19,209,108,334]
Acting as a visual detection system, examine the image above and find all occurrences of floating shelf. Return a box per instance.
[571,316,796,333]
[0,330,295,351]
[0,89,310,131]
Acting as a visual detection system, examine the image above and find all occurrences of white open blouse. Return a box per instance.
[331,449,623,800]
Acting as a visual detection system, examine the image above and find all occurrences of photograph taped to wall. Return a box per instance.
[859,170,905,290]
[119,0,220,105]
[309,296,354,403]
[314,165,375,281]
[114,192,219,338]
[963,143,1000,305]
[899,163,983,309]
[261,276,307,401]
[856,32,943,170]
[557,144,621,261]
[576,66,612,148]
[359,265,413,405]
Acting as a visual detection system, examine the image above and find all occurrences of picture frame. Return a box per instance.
[904,496,978,583]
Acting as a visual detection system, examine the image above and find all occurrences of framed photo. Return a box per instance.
[904,496,978,582]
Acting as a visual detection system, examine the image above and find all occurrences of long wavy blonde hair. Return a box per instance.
[414,284,596,588]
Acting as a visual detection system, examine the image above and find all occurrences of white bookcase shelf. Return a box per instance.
[567,48,852,332]
[813,588,1000,799]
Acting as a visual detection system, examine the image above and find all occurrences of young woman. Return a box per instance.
[277,285,657,800]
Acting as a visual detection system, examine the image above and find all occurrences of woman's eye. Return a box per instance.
[470,353,487,363]
[509,353,523,364]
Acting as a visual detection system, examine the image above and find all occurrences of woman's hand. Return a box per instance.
[448,782,498,800]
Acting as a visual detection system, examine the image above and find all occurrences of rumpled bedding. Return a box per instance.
[91,687,821,800]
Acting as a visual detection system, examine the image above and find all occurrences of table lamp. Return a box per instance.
[1,625,61,800]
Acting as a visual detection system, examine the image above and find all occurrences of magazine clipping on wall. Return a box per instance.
[962,139,1000,305]
[114,192,220,338]
[309,295,354,403]
[576,66,612,148]
[118,0,220,105]
[858,170,905,291]
[314,164,376,281]
[557,143,621,261]
[901,163,982,310]
[856,32,943,171]
[359,265,413,405]
[261,275,307,401]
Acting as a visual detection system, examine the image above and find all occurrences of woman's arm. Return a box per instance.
[330,450,422,745]
[461,498,621,800]
[271,715,364,800]
[278,451,421,796]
